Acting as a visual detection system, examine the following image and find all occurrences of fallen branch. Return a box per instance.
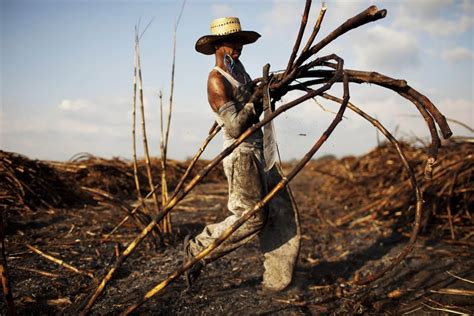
[26,244,94,279]
[16,265,61,278]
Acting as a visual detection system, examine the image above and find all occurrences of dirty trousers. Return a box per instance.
[187,145,301,291]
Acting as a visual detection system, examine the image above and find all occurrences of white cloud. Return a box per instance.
[3,95,137,159]
[211,4,234,18]
[438,98,474,129]
[442,47,474,63]
[354,26,420,73]
[462,0,474,13]
[260,0,302,37]
[59,99,92,112]
[393,0,473,36]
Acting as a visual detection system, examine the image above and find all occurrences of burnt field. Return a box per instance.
[1,141,473,315]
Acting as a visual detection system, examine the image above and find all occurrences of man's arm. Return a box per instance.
[207,71,232,112]
[207,72,258,138]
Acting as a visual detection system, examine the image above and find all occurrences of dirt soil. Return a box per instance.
[3,159,474,315]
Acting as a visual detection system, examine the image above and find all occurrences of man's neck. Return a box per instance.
[215,53,241,71]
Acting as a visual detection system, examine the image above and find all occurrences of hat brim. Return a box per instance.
[195,31,261,55]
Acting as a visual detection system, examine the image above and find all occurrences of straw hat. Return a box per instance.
[195,17,261,55]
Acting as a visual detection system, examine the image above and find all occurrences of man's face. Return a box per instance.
[219,41,243,60]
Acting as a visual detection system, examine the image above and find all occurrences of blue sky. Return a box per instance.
[1,0,473,161]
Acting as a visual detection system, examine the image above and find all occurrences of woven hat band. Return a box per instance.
[210,17,242,36]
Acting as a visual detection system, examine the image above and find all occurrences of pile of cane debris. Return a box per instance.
[1,139,472,238]
[301,139,473,240]
[0,150,225,216]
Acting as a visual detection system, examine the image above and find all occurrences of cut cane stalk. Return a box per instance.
[104,123,220,241]
[132,30,162,245]
[301,2,327,55]
[321,93,423,286]
[27,245,94,279]
[283,0,312,77]
[136,38,161,227]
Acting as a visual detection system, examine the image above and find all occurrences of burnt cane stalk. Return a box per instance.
[321,93,423,286]
[283,0,312,77]
[272,5,387,91]
[301,2,327,55]
[103,123,220,240]
[285,68,452,178]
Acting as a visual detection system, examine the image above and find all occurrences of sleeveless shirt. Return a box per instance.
[212,66,263,149]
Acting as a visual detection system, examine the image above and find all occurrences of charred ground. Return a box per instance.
[1,141,473,314]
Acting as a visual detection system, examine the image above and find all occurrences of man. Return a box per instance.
[184,17,301,293]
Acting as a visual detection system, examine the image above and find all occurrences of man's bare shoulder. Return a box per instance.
[207,70,228,91]
[208,70,232,111]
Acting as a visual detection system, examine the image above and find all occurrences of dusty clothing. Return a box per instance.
[188,143,267,262]
[187,64,300,291]
[212,66,263,146]
[260,166,301,291]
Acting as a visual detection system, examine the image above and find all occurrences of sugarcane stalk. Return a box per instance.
[398,91,439,179]
[283,0,312,77]
[318,68,452,140]
[160,1,186,234]
[159,90,171,233]
[294,6,386,71]
[320,93,423,285]
[131,31,147,216]
[171,123,220,197]
[132,31,162,245]
[27,244,94,279]
[285,68,452,179]
[136,36,162,225]
[271,5,387,91]
[301,2,327,54]
[104,123,219,241]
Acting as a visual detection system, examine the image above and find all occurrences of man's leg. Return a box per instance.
[259,165,301,292]
[187,148,267,264]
